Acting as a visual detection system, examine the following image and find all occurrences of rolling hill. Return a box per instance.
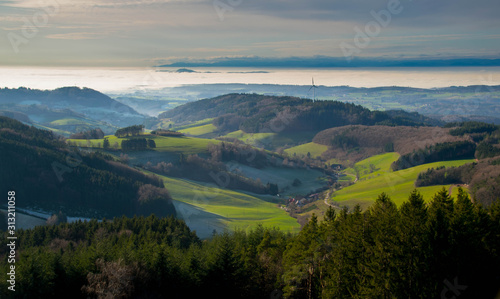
[329,154,475,209]
[153,173,301,238]
[113,83,500,124]
[0,116,176,219]
[158,94,438,141]
[4,89,500,235]
[0,87,145,135]
[312,125,467,164]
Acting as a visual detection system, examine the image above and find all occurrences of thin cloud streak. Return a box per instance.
[0,0,498,66]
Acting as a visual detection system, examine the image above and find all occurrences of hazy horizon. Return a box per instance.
[2,0,499,93]
[1,66,500,93]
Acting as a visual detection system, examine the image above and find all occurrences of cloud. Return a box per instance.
[45,32,110,40]
[0,0,207,11]
[1,0,499,66]
[235,0,500,24]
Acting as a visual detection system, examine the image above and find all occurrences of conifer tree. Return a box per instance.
[427,187,455,295]
[361,193,399,298]
[397,190,431,298]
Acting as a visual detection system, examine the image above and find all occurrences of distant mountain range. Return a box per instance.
[158,56,500,68]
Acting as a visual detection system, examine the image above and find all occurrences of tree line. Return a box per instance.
[145,154,279,195]
[115,125,144,137]
[391,141,476,171]
[415,157,500,206]
[151,129,184,137]
[121,138,156,151]
[1,189,499,298]
[69,128,105,140]
[159,94,437,136]
[446,121,499,136]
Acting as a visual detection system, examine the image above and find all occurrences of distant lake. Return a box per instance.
[1,66,500,93]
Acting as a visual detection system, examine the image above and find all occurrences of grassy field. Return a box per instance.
[222,130,317,150]
[150,135,217,154]
[330,158,475,209]
[49,118,89,126]
[223,130,276,145]
[179,124,218,136]
[152,119,174,130]
[343,152,400,181]
[226,162,327,196]
[173,118,215,131]
[149,172,301,235]
[67,134,217,155]
[284,142,328,159]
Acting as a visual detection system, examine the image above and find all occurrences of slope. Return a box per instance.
[330,157,475,209]
[313,125,466,164]
[0,87,145,135]
[152,173,301,234]
[158,94,437,141]
[0,116,176,219]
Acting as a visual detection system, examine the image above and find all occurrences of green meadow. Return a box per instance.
[179,124,218,136]
[150,135,217,154]
[67,134,217,155]
[150,172,301,233]
[49,118,90,126]
[331,155,475,209]
[284,142,328,158]
[223,130,276,145]
[343,152,400,181]
[173,118,215,131]
[222,130,316,149]
[226,162,327,197]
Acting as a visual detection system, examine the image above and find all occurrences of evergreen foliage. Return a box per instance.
[121,138,148,151]
[0,116,175,218]
[391,141,476,171]
[1,190,498,298]
[476,140,500,159]
[159,94,435,135]
[447,121,499,136]
[115,125,144,138]
[414,159,500,206]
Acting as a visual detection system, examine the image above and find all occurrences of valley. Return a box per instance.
[1,86,500,299]
[2,88,499,235]
[3,0,500,296]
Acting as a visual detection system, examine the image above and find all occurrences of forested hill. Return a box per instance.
[0,87,136,111]
[0,116,176,218]
[1,190,499,298]
[0,87,145,133]
[159,93,439,134]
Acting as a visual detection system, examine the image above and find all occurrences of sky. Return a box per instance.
[0,0,499,67]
